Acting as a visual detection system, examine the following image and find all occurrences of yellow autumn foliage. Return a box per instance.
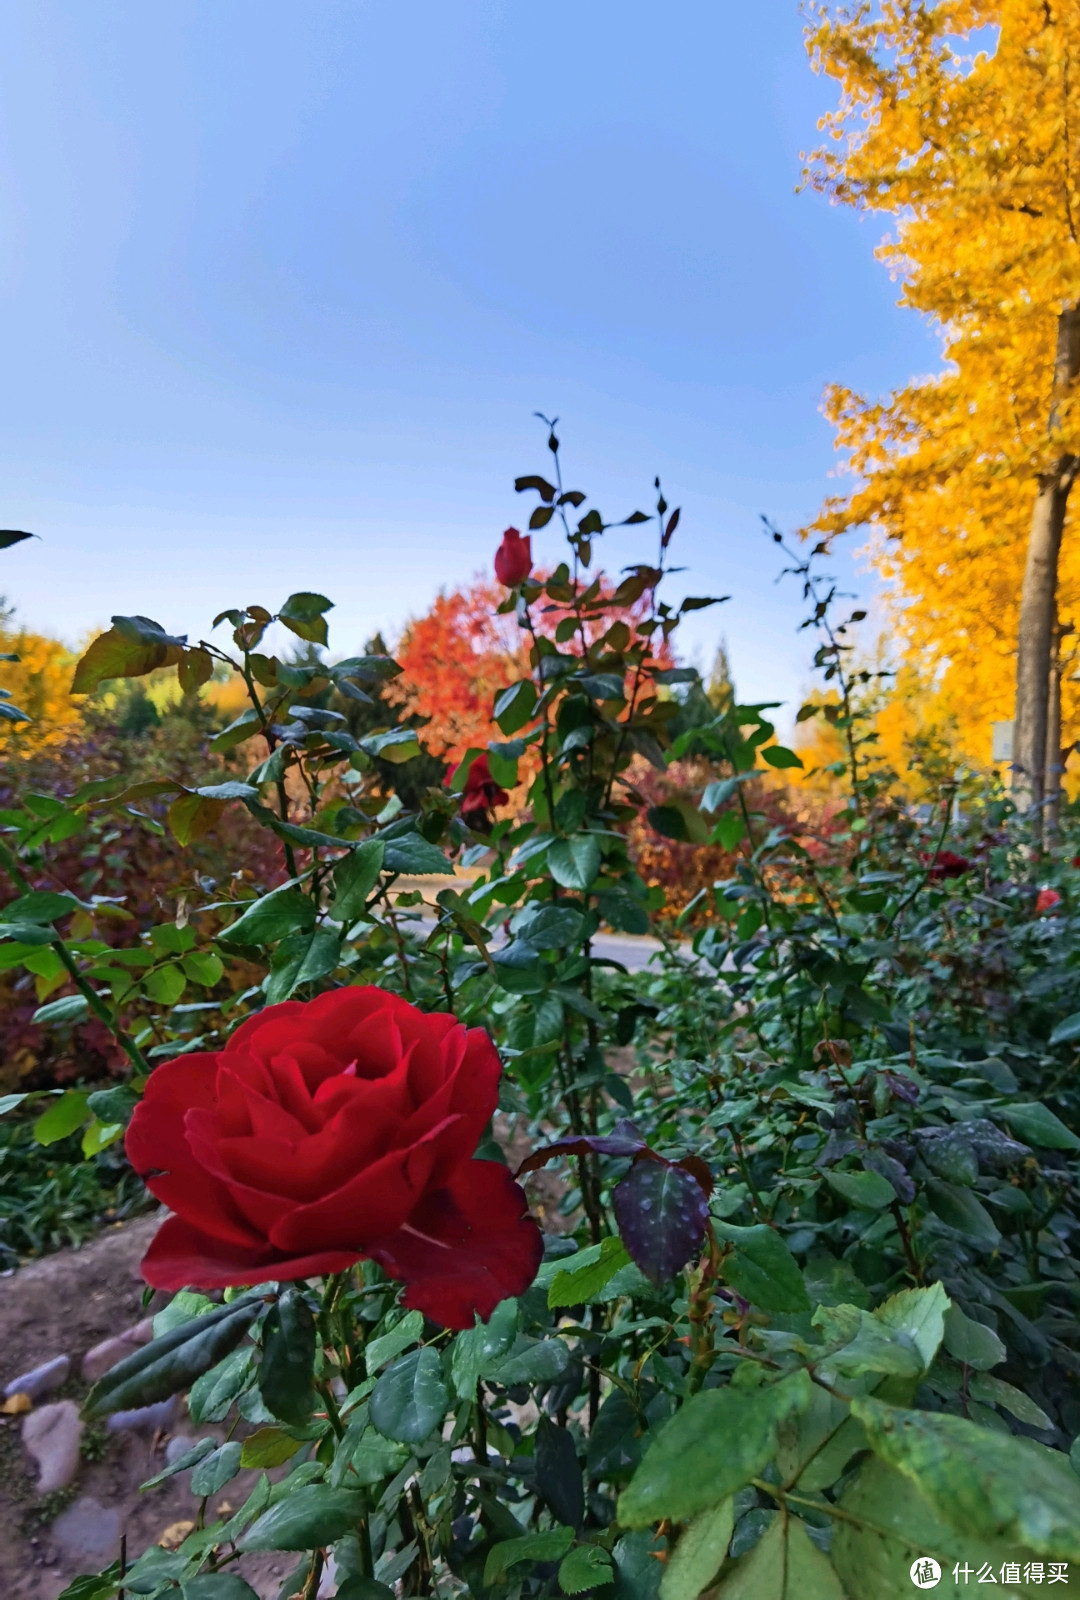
[803,0,1080,767]
[0,625,82,757]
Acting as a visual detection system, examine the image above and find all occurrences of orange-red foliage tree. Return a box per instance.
[390,572,670,766]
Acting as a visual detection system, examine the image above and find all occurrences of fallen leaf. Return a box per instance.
[159,1520,195,1550]
[1,1393,32,1415]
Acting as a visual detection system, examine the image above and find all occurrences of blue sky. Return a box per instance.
[0,1,938,716]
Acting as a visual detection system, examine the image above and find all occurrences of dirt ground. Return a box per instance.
[0,1214,304,1600]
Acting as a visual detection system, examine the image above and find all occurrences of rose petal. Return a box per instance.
[140,1214,361,1291]
[365,1161,543,1329]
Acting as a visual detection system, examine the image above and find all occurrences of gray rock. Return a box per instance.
[128,1316,155,1344]
[22,1400,83,1492]
[82,1333,143,1383]
[51,1496,122,1566]
[4,1354,70,1400]
[106,1395,177,1435]
[165,1433,197,1465]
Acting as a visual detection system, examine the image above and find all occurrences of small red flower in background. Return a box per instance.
[1035,887,1063,914]
[126,988,543,1328]
[922,849,972,882]
[494,527,532,587]
[448,752,509,832]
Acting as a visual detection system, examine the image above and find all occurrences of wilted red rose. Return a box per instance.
[447,752,510,831]
[494,526,532,587]
[1035,887,1062,914]
[922,849,972,882]
[126,988,543,1327]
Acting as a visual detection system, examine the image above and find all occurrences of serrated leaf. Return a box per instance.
[618,1370,813,1526]
[331,839,385,923]
[826,1168,897,1210]
[559,1545,614,1594]
[548,1237,632,1308]
[365,1310,425,1374]
[713,1513,843,1599]
[239,1427,305,1468]
[483,1526,575,1585]
[83,1300,260,1419]
[851,1396,1080,1559]
[450,1298,518,1398]
[874,1282,949,1372]
[613,1159,708,1285]
[1001,1101,1080,1151]
[223,885,315,947]
[33,1089,90,1144]
[1049,1011,1080,1046]
[259,1288,317,1427]
[382,831,451,875]
[369,1347,448,1444]
[277,592,333,646]
[943,1304,1006,1370]
[659,1499,734,1600]
[548,833,601,891]
[239,1485,364,1551]
[190,1440,244,1497]
[714,1223,809,1313]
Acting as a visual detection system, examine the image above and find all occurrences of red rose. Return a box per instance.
[921,849,972,882]
[447,752,510,832]
[126,988,542,1327]
[1035,887,1062,914]
[494,526,532,587]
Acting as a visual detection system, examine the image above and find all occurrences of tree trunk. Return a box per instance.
[1012,303,1080,840]
[1044,613,1063,836]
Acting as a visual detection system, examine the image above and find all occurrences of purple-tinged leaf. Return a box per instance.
[517,1120,646,1178]
[613,1158,709,1285]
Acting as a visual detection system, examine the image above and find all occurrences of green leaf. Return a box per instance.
[210,707,262,752]
[613,1532,665,1600]
[548,1237,632,1308]
[483,1526,575,1585]
[450,1297,518,1398]
[925,1179,1001,1242]
[494,679,538,735]
[1049,1011,1080,1046]
[646,801,710,845]
[239,1485,365,1551]
[364,1310,424,1374]
[874,1282,950,1372]
[618,1371,813,1527]
[260,1288,317,1427]
[84,1300,261,1419]
[560,1545,615,1594]
[548,833,601,891]
[943,1304,1006,1370]
[264,926,342,1002]
[969,1374,1053,1430]
[369,1347,449,1444]
[32,993,91,1028]
[0,528,34,548]
[187,1345,257,1423]
[239,1427,305,1469]
[141,1437,216,1489]
[82,1117,124,1157]
[714,1223,810,1313]
[182,1578,261,1600]
[359,727,420,763]
[277,591,334,646]
[33,1089,92,1146]
[487,1333,572,1385]
[1001,1102,1080,1151]
[5,889,81,923]
[714,1513,844,1599]
[658,1498,734,1600]
[825,1168,897,1210]
[55,1570,122,1600]
[851,1396,1080,1560]
[184,949,225,987]
[224,885,316,947]
[334,1581,396,1600]
[715,811,746,851]
[382,832,451,875]
[143,963,188,1005]
[760,745,804,769]
[190,1440,244,1497]
[168,792,226,847]
[72,622,183,694]
[331,839,386,923]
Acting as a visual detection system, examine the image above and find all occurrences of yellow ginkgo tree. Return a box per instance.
[803,0,1080,833]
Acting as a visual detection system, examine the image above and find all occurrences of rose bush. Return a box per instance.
[126,986,542,1327]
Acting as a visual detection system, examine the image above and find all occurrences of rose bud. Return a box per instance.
[494,527,532,587]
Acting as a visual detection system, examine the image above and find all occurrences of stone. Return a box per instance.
[129,1316,155,1344]
[82,1333,143,1383]
[4,1354,70,1400]
[106,1395,177,1435]
[22,1400,83,1492]
[165,1433,197,1465]
[51,1496,122,1567]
